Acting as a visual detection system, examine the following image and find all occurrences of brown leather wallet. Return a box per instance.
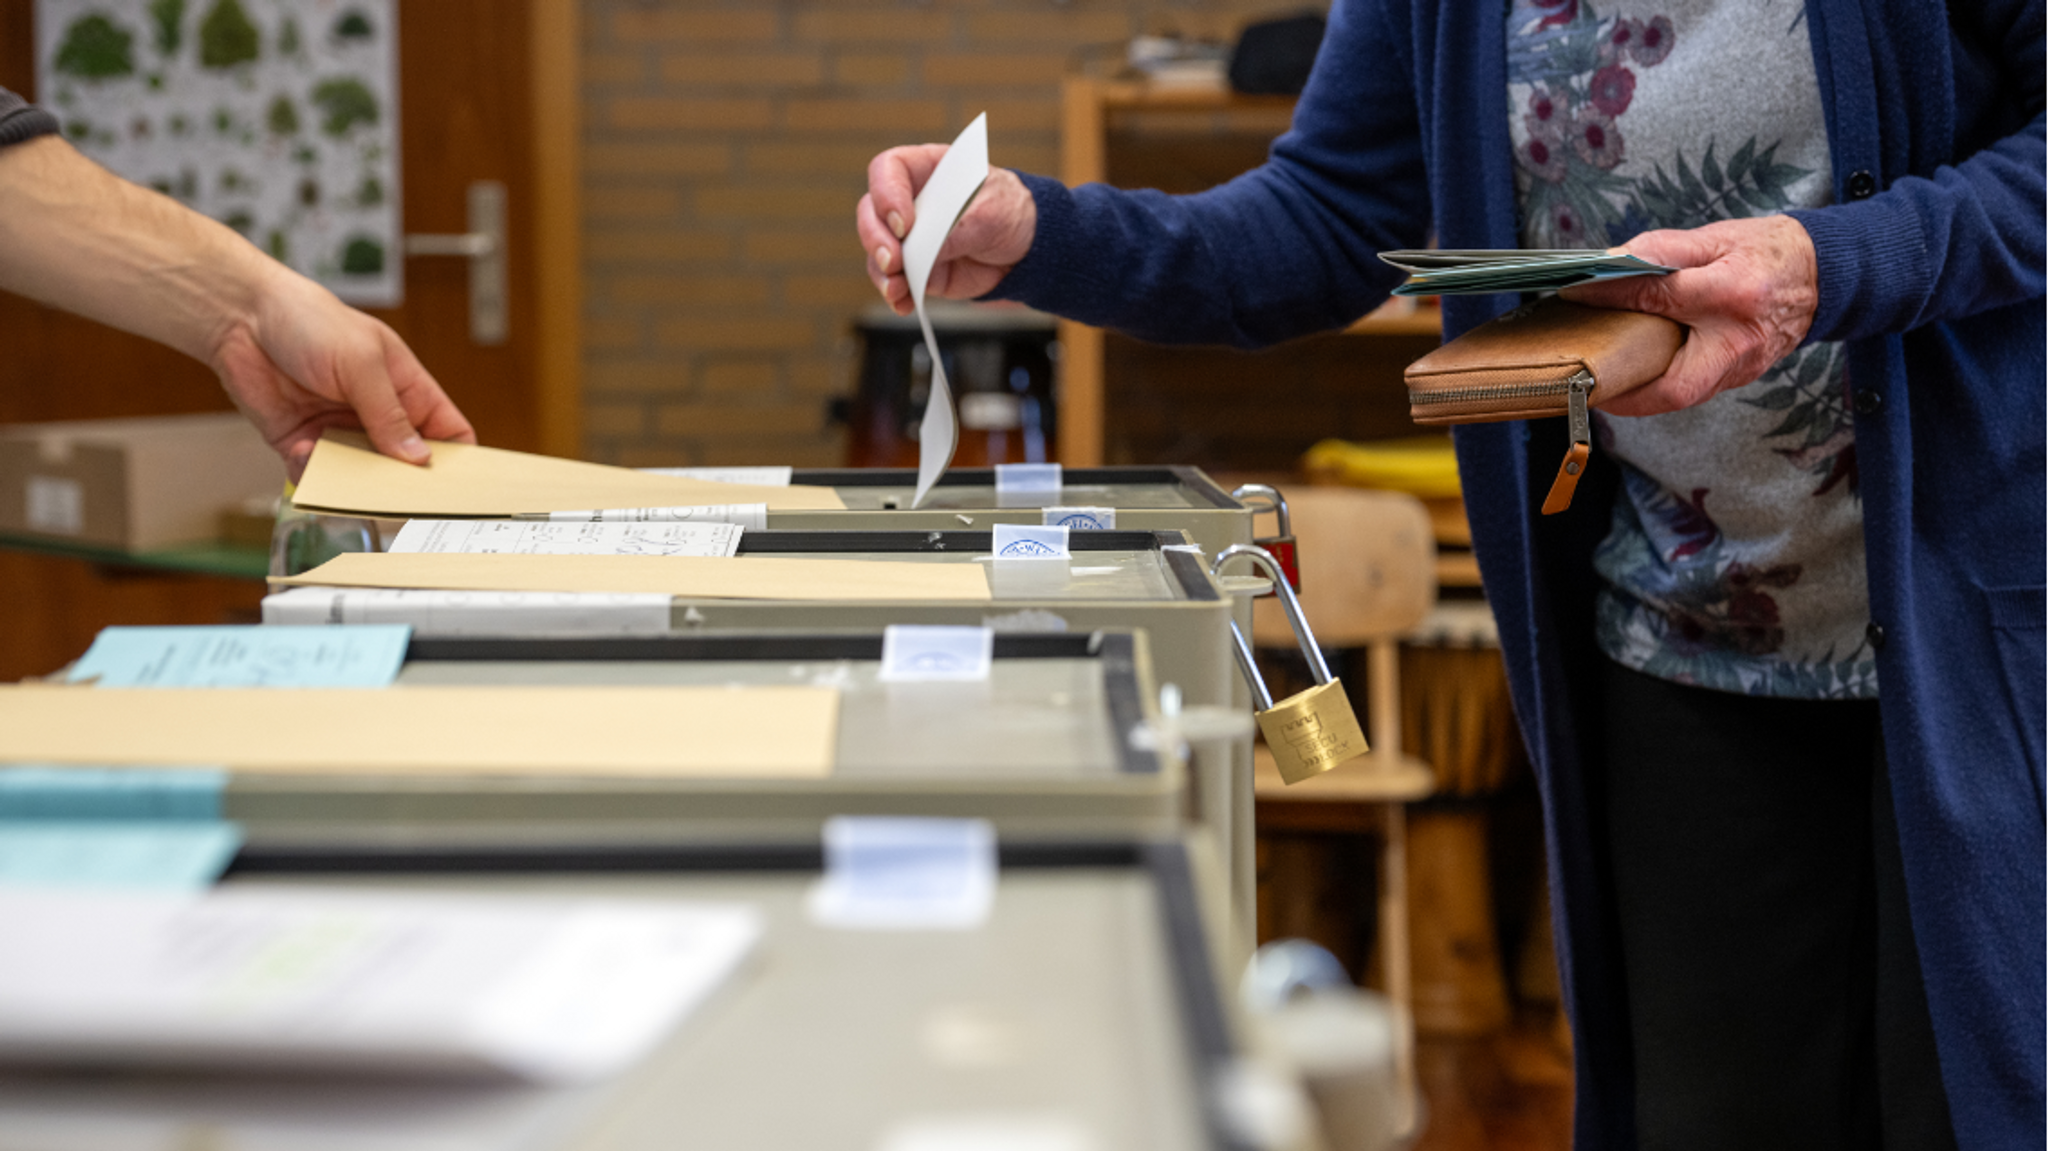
[1403,297,1684,514]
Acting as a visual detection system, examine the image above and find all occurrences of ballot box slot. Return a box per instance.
[401,631,1126,665]
[223,837,1180,875]
[720,529,1220,602]
[791,465,1241,509]
[732,529,1166,553]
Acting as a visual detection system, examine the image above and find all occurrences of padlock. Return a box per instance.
[1211,544,1368,784]
[1230,483,1301,595]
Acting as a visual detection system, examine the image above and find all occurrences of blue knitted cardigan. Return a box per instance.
[991,1,2045,1146]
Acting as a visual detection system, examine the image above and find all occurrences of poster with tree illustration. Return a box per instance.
[36,0,401,305]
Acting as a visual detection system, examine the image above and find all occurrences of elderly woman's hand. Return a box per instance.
[1561,214,1820,417]
[856,144,1037,316]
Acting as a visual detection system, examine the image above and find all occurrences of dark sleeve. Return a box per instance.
[1787,0,2045,341]
[984,0,1430,349]
[0,87,60,147]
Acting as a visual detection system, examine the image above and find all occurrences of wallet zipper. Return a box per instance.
[1540,370,1596,515]
[1408,376,1584,409]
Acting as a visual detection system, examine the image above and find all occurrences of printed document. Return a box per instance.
[66,625,411,688]
[390,519,743,557]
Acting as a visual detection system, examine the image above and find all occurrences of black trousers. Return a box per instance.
[1595,658,1957,1151]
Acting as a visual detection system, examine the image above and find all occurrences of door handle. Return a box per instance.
[403,180,507,346]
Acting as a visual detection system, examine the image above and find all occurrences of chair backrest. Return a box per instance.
[1248,486,1437,651]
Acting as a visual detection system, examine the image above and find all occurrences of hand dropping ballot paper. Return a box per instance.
[902,114,991,508]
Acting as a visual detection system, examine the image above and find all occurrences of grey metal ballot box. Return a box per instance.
[223,631,1186,850]
[271,466,1265,570]
[0,839,1257,1151]
[273,467,1273,566]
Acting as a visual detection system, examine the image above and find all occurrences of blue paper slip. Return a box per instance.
[807,816,997,930]
[992,523,1070,559]
[1043,506,1115,531]
[68,625,412,688]
[879,626,994,683]
[0,821,243,891]
[1378,248,1675,297]
[0,766,227,820]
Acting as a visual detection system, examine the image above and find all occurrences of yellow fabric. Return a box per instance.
[1300,436,1462,499]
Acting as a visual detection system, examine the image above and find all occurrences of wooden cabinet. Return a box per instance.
[1055,77,1441,468]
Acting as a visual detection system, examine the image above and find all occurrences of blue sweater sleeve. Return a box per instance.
[1789,0,2045,341]
[989,0,1431,349]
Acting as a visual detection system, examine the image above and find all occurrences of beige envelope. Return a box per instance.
[0,685,838,777]
[290,432,846,517]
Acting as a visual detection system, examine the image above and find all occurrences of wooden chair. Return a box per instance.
[1244,486,1437,1135]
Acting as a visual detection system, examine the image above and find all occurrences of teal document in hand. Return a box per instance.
[67,625,412,688]
[1380,248,1675,296]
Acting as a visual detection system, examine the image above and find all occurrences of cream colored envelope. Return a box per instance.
[290,432,846,517]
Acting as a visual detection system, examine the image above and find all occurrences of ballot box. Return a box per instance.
[272,465,1273,571]
[0,836,1261,1151]
[2,631,1187,850]
[270,528,1233,702]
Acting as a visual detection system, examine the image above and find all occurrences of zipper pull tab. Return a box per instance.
[1541,371,1596,515]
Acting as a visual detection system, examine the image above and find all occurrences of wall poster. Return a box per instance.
[35,0,402,306]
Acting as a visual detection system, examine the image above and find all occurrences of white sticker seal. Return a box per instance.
[808,816,997,930]
[995,462,1062,494]
[992,523,1070,559]
[1042,506,1114,531]
[879,625,994,682]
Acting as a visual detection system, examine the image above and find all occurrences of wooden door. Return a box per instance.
[0,0,581,680]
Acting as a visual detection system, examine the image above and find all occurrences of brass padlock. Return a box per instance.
[1211,544,1368,784]
[1230,484,1301,596]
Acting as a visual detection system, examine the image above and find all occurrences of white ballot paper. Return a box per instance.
[264,586,675,635]
[391,519,744,557]
[902,113,992,509]
[0,886,762,1083]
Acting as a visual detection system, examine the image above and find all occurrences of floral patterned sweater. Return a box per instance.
[1506,0,1877,698]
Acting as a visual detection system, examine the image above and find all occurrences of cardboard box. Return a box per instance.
[0,413,285,551]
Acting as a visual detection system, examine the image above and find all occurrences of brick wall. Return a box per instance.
[579,0,1294,467]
